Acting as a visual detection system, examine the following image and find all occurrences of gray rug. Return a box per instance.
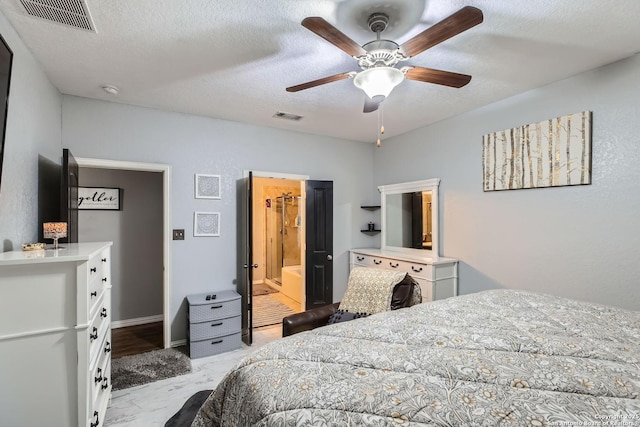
[111,347,192,391]
[252,294,296,328]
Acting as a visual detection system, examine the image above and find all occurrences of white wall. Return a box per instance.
[62,96,376,342]
[375,53,640,311]
[0,11,61,249]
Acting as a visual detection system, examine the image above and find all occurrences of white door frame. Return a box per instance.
[76,157,172,348]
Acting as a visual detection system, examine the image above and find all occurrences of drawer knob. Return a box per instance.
[357,256,364,261]
[101,377,109,390]
[389,262,399,268]
[373,259,382,265]
[211,322,223,327]
[104,341,111,353]
[210,305,223,309]
[91,411,100,427]
[100,307,108,318]
[90,267,97,273]
[211,339,223,345]
[94,367,103,383]
[102,277,108,283]
[89,327,98,342]
[91,291,97,298]
[101,258,107,263]
[411,266,423,273]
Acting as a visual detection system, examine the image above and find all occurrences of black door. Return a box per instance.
[61,148,78,243]
[240,172,255,345]
[305,180,333,310]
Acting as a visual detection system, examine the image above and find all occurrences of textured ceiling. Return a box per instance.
[1,0,640,143]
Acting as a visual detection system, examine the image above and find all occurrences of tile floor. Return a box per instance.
[104,325,282,426]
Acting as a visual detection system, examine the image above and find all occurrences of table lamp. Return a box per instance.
[43,222,67,249]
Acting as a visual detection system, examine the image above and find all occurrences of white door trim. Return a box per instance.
[76,157,172,349]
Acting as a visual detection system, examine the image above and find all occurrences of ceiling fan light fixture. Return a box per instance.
[353,67,404,99]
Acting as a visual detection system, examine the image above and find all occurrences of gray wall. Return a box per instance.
[78,168,163,323]
[375,53,640,311]
[0,11,61,249]
[61,96,376,343]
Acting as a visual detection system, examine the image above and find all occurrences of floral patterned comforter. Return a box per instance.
[192,290,640,426]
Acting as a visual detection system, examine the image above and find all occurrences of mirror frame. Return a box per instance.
[378,178,440,260]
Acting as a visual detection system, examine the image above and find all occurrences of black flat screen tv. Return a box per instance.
[0,33,13,191]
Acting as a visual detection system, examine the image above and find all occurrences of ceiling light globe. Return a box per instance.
[354,67,404,99]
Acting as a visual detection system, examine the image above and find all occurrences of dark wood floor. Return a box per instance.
[111,321,163,359]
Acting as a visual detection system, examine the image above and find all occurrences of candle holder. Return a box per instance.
[43,222,67,249]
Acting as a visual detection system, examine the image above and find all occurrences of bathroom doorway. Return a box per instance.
[251,176,305,329]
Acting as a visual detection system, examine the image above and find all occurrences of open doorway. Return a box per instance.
[75,157,172,350]
[251,176,305,329]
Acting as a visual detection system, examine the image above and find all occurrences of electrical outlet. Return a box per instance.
[173,229,185,240]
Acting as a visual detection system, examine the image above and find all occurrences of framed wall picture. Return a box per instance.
[195,174,221,199]
[482,111,592,191]
[194,211,220,237]
[78,187,122,210]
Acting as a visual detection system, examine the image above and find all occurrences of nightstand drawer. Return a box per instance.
[189,332,241,359]
[189,315,241,341]
[189,298,241,323]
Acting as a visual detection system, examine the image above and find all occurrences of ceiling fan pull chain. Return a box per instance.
[376,104,383,148]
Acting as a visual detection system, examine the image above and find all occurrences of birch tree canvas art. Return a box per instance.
[483,111,592,191]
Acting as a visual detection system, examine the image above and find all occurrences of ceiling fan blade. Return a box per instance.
[404,66,471,88]
[286,72,354,92]
[302,17,367,57]
[399,6,483,58]
[363,95,384,113]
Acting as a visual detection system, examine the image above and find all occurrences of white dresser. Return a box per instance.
[350,248,458,302]
[0,242,113,427]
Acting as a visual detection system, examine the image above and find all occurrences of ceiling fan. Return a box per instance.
[286,6,484,113]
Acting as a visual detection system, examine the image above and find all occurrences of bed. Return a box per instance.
[192,289,640,426]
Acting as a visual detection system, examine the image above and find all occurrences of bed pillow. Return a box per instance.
[390,273,420,310]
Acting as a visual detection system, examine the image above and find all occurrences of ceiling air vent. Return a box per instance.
[273,111,303,122]
[18,0,96,32]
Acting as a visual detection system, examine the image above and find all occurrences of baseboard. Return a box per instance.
[111,314,163,329]
[171,339,187,348]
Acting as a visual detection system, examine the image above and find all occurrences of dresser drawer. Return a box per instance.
[88,295,110,366]
[88,274,108,317]
[189,298,241,323]
[382,259,433,279]
[189,332,241,359]
[189,315,241,341]
[90,347,110,409]
[88,357,110,427]
[351,252,373,267]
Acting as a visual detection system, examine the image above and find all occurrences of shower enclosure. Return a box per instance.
[265,194,302,285]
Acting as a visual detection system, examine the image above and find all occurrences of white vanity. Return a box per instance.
[351,179,458,302]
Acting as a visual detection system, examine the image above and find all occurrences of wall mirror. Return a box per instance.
[379,179,440,260]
